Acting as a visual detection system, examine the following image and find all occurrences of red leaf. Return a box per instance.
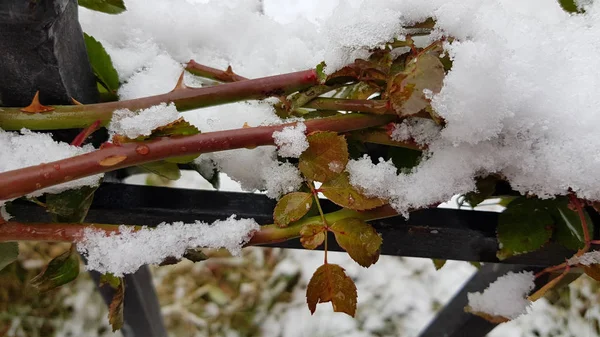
[330,218,382,267]
[306,263,357,317]
[299,132,348,182]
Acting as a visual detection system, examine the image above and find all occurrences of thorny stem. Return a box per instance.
[309,181,329,264]
[0,68,318,130]
[0,113,394,202]
[185,60,248,83]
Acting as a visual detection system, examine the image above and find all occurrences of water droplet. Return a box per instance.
[35,183,42,188]
[43,172,50,179]
[135,145,149,155]
[53,164,60,170]
[99,155,127,167]
[348,195,355,205]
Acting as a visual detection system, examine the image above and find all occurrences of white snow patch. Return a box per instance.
[467,271,535,320]
[108,102,180,139]
[272,122,308,158]
[390,118,441,145]
[77,215,259,276]
[0,205,12,221]
[568,250,600,266]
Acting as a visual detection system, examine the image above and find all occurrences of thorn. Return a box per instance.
[225,65,234,75]
[171,71,188,92]
[20,91,55,113]
[71,97,83,105]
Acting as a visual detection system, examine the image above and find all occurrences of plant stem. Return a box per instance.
[0,113,394,202]
[0,69,318,130]
[185,60,248,82]
[351,129,425,150]
[304,98,392,114]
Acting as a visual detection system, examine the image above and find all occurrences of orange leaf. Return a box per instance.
[386,53,444,116]
[299,223,326,249]
[306,263,357,317]
[464,306,511,324]
[273,192,313,227]
[299,132,348,182]
[320,172,387,210]
[583,264,600,282]
[108,279,125,332]
[330,218,382,267]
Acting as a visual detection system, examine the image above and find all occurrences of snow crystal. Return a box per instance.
[568,250,600,266]
[263,161,304,199]
[390,118,441,145]
[0,129,102,204]
[77,215,259,276]
[467,271,535,320]
[108,102,180,139]
[272,122,308,158]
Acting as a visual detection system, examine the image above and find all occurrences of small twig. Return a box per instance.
[71,120,102,147]
[185,60,248,83]
[309,181,329,264]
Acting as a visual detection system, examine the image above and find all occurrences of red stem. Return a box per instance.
[0,114,394,201]
[185,60,248,82]
[0,221,123,242]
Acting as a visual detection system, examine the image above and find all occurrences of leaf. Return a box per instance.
[100,273,121,289]
[386,53,445,116]
[432,259,446,270]
[183,249,209,262]
[78,0,127,14]
[108,279,125,332]
[464,307,511,324]
[274,192,314,227]
[558,0,585,13]
[30,246,79,292]
[84,33,120,93]
[46,186,97,222]
[316,62,327,82]
[152,118,200,138]
[548,196,593,250]
[306,263,357,317]
[320,173,387,211]
[325,59,388,87]
[139,161,181,180]
[497,197,553,260]
[583,264,600,282]
[387,146,422,172]
[299,132,349,182]
[0,242,18,272]
[464,176,497,208]
[330,218,382,267]
[299,223,326,250]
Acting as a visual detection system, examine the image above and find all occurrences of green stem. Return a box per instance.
[0,69,318,130]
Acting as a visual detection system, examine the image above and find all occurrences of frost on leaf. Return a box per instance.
[299,222,326,250]
[306,263,357,317]
[466,271,535,321]
[299,131,349,182]
[386,53,444,116]
[330,218,382,267]
[272,122,309,158]
[273,192,313,227]
[320,172,387,211]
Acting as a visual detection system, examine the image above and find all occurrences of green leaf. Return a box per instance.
[558,0,585,13]
[497,197,554,260]
[320,172,387,211]
[79,0,127,14]
[139,161,181,180]
[299,131,349,182]
[108,279,125,331]
[100,273,121,289]
[386,53,445,116]
[315,62,327,82]
[84,33,120,93]
[330,218,382,267]
[464,176,497,207]
[306,263,357,317]
[548,196,593,250]
[274,192,313,227]
[0,242,18,272]
[30,246,79,292]
[46,186,97,222]
[432,259,446,270]
[299,223,326,250]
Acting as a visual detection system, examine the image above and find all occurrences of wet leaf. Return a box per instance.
[320,173,387,211]
[330,218,382,267]
[274,192,314,227]
[306,263,357,317]
[0,242,18,272]
[464,176,497,207]
[100,273,121,289]
[497,197,553,260]
[299,223,326,250]
[108,279,125,332]
[152,118,200,138]
[139,161,181,180]
[583,264,600,282]
[30,246,79,292]
[548,196,593,250]
[299,132,349,182]
[386,53,445,116]
[79,0,126,14]
[46,186,97,222]
[84,33,120,93]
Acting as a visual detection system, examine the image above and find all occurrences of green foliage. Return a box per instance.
[30,246,79,292]
[306,263,357,317]
[0,242,18,272]
[46,186,97,222]
[558,0,585,13]
[140,161,181,180]
[79,0,127,14]
[464,176,497,207]
[273,192,313,227]
[432,259,446,270]
[330,218,382,267]
[548,196,593,250]
[83,33,120,95]
[497,197,553,260]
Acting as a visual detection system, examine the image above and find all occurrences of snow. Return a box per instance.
[568,250,600,266]
[77,216,259,276]
[272,122,309,158]
[108,102,180,139]
[0,129,102,205]
[389,118,440,145]
[467,271,535,320]
[1,205,12,221]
